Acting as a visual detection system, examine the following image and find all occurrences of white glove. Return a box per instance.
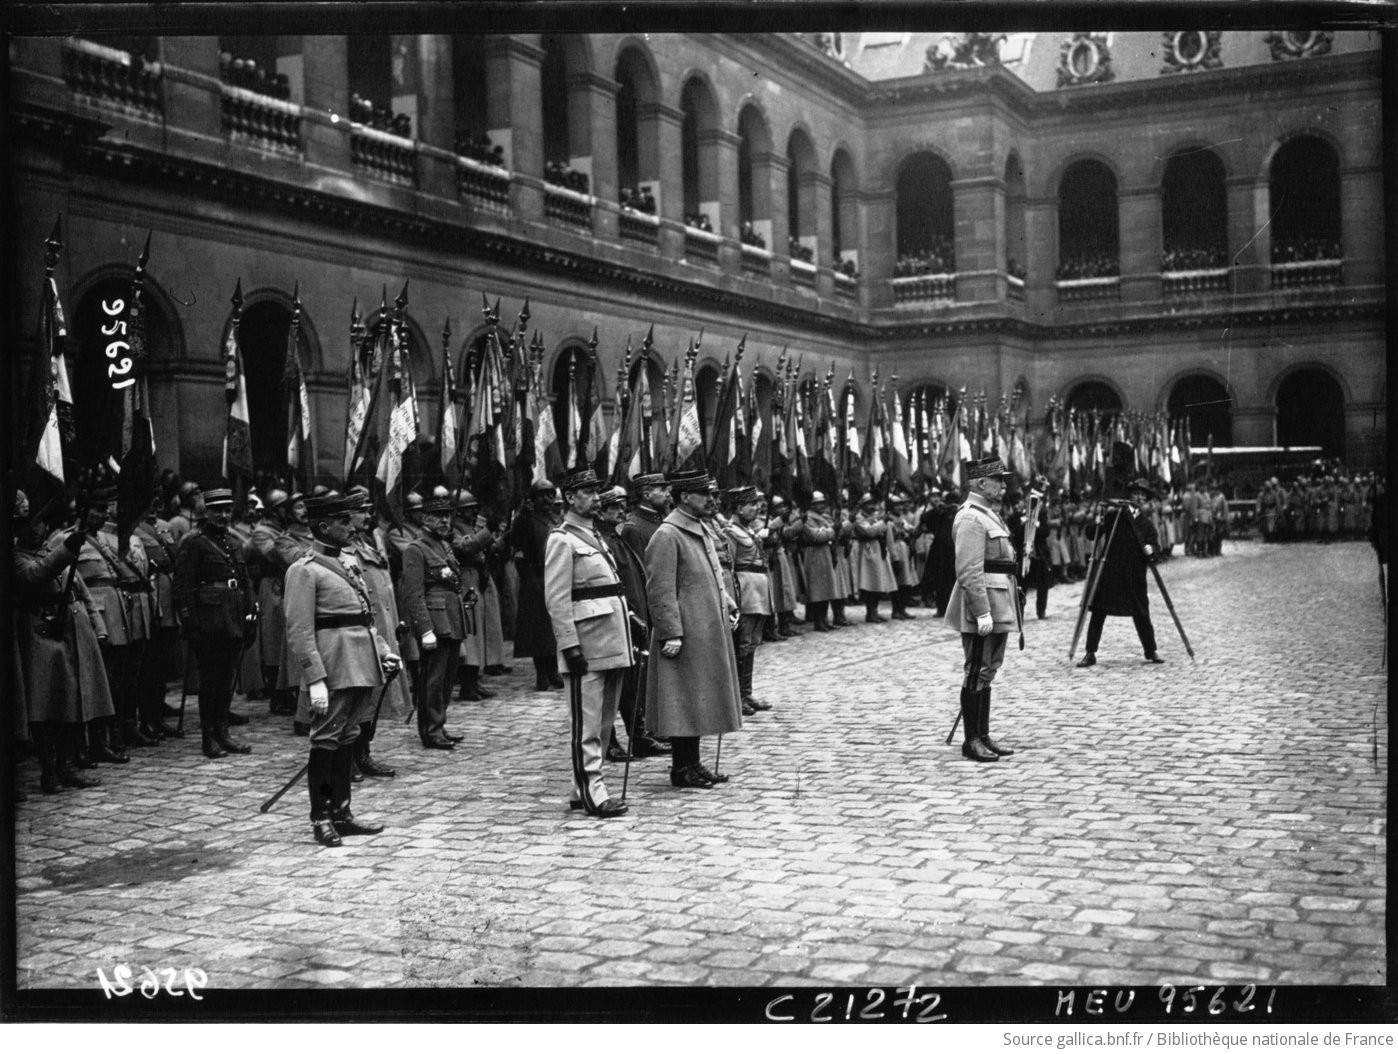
[308,680,329,714]
[420,630,437,651]
[976,613,994,637]
[1143,544,1155,557]
[661,637,682,658]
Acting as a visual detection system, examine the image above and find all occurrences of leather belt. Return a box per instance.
[984,560,1016,575]
[572,583,624,601]
[734,563,767,574]
[85,577,118,587]
[201,577,240,590]
[314,613,373,630]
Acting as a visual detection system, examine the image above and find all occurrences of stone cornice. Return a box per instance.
[10,99,1384,351]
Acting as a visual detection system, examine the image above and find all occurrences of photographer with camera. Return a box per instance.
[1075,479,1165,669]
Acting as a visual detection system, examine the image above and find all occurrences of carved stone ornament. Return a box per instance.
[1057,34,1114,87]
[925,33,1005,72]
[1266,30,1334,61]
[1160,31,1223,75]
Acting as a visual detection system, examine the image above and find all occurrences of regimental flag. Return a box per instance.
[864,374,885,490]
[584,342,610,477]
[564,349,583,469]
[889,382,913,493]
[343,302,371,481]
[115,234,156,555]
[655,357,677,472]
[750,372,770,496]
[436,319,459,483]
[624,350,653,482]
[223,280,253,486]
[842,378,863,496]
[706,338,743,485]
[33,219,73,486]
[283,287,314,486]
[937,402,962,489]
[605,362,625,485]
[376,294,418,498]
[675,353,704,473]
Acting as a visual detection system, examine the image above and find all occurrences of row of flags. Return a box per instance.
[27,222,1200,543]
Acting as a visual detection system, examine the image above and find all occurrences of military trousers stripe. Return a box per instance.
[567,668,622,812]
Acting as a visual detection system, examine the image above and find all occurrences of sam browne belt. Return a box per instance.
[314,613,374,630]
[572,583,624,601]
[984,560,1016,575]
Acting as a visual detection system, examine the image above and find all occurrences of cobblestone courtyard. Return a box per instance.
[12,539,1387,992]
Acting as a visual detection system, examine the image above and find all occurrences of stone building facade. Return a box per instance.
[7,27,1386,486]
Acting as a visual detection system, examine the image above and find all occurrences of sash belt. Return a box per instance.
[315,613,373,630]
[572,583,624,601]
[984,560,1017,575]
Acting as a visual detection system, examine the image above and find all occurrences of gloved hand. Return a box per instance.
[420,630,437,651]
[562,645,588,677]
[976,613,994,637]
[661,637,682,658]
[1143,544,1155,557]
[308,679,329,714]
[381,653,401,679]
[63,528,86,555]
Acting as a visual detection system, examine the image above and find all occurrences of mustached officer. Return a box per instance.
[283,494,401,847]
[544,468,635,819]
[945,456,1019,763]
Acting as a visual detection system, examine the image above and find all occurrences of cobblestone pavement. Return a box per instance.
[12,539,1387,991]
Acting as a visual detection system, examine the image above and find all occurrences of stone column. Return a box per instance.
[806,170,834,294]
[412,34,456,198]
[754,150,789,282]
[1118,185,1162,304]
[1023,196,1058,319]
[703,127,742,274]
[863,189,896,308]
[568,71,619,240]
[159,37,222,147]
[640,101,686,260]
[486,35,544,222]
[951,174,1002,303]
[301,36,351,175]
[1227,176,1270,296]
[1340,166,1383,288]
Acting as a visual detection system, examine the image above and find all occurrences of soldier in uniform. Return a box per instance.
[227,492,266,704]
[1075,478,1164,669]
[249,489,303,716]
[510,480,563,691]
[764,496,804,637]
[724,486,774,715]
[646,469,743,789]
[133,493,183,738]
[13,490,113,792]
[172,487,258,759]
[619,473,670,557]
[888,493,920,620]
[945,456,1020,763]
[1255,478,1285,543]
[544,469,635,818]
[384,490,426,695]
[75,482,158,756]
[283,494,401,847]
[166,480,203,545]
[595,485,669,758]
[798,491,838,632]
[346,486,404,779]
[401,493,474,749]
[451,488,502,701]
[853,494,897,623]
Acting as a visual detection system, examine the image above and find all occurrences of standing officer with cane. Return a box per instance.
[283,493,401,847]
[944,456,1019,763]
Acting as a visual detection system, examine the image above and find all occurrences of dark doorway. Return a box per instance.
[1168,374,1233,448]
[1276,368,1345,459]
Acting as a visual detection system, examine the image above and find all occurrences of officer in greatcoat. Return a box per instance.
[645,469,743,790]
[853,494,897,622]
[944,456,1020,763]
[619,473,670,557]
[283,494,401,847]
[543,469,635,818]
[172,487,258,759]
[510,480,563,690]
[724,486,774,715]
[450,488,503,700]
[401,494,475,749]
[13,490,113,792]
[1075,478,1164,669]
[799,491,839,632]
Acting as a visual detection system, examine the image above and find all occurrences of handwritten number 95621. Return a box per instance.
[96,964,206,1000]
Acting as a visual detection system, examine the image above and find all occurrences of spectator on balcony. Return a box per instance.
[1056,253,1119,281]
[1161,246,1227,272]
[1272,235,1342,264]
[740,222,766,249]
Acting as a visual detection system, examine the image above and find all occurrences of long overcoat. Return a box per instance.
[353,532,412,715]
[799,511,838,602]
[724,518,773,616]
[853,511,897,594]
[453,516,504,667]
[14,540,116,724]
[1084,506,1158,617]
[509,508,558,657]
[644,509,742,738]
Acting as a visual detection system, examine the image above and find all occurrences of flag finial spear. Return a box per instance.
[349,295,357,325]
[137,230,151,271]
[518,297,531,330]
[492,297,501,326]
[231,278,244,314]
[588,326,598,356]
[442,316,451,344]
[396,281,409,311]
[44,215,62,274]
[642,323,654,355]
[291,282,301,318]
[481,292,491,320]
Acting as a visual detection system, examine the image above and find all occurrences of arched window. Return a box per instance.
[1276,368,1345,459]
[737,105,772,248]
[895,153,955,274]
[1167,375,1233,448]
[347,35,406,134]
[1270,136,1342,264]
[1004,153,1026,281]
[232,298,314,477]
[786,129,818,263]
[615,65,639,195]
[615,47,660,213]
[680,78,719,230]
[1058,160,1119,279]
[540,36,570,168]
[1065,380,1122,422]
[831,148,857,272]
[70,276,176,470]
[1161,149,1228,271]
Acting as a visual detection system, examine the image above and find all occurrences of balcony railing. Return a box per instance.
[545,183,593,228]
[619,207,659,247]
[1055,276,1120,302]
[683,226,721,265]
[834,271,858,298]
[1162,268,1231,297]
[891,273,956,303]
[1272,258,1343,289]
[63,38,162,117]
[741,243,771,278]
[350,125,416,186]
[456,155,510,211]
[221,84,302,154]
[1007,273,1025,301]
[791,258,817,287]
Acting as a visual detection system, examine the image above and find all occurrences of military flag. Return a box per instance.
[222,279,254,488]
[32,218,73,487]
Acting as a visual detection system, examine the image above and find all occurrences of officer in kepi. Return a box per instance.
[283,494,401,847]
[944,456,1019,763]
[172,487,258,759]
[544,468,635,819]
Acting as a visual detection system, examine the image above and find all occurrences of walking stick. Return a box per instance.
[261,673,395,813]
[1068,509,1120,660]
[1120,512,1195,661]
[620,646,647,804]
[945,632,986,745]
[714,734,723,777]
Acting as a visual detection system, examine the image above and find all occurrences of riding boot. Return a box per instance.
[33,724,62,794]
[960,688,998,762]
[308,748,341,847]
[57,726,102,788]
[199,691,227,759]
[979,687,1014,756]
[89,720,129,764]
[761,617,782,643]
[356,725,396,778]
[831,600,853,627]
[533,656,553,691]
[215,689,252,755]
[331,746,384,836]
[864,595,886,623]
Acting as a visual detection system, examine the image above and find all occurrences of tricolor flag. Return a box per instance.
[283,286,314,485]
[222,280,253,485]
[33,219,73,485]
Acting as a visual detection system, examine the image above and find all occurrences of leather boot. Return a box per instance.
[978,687,1014,756]
[57,727,102,789]
[331,748,384,836]
[308,749,341,847]
[124,718,159,748]
[33,724,62,794]
[741,653,771,711]
[831,602,853,627]
[356,730,396,778]
[761,618,782,643]
[865,598,886,624]
[215,709,251,754]
[960,688,998,762]
[90,721,129,764]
